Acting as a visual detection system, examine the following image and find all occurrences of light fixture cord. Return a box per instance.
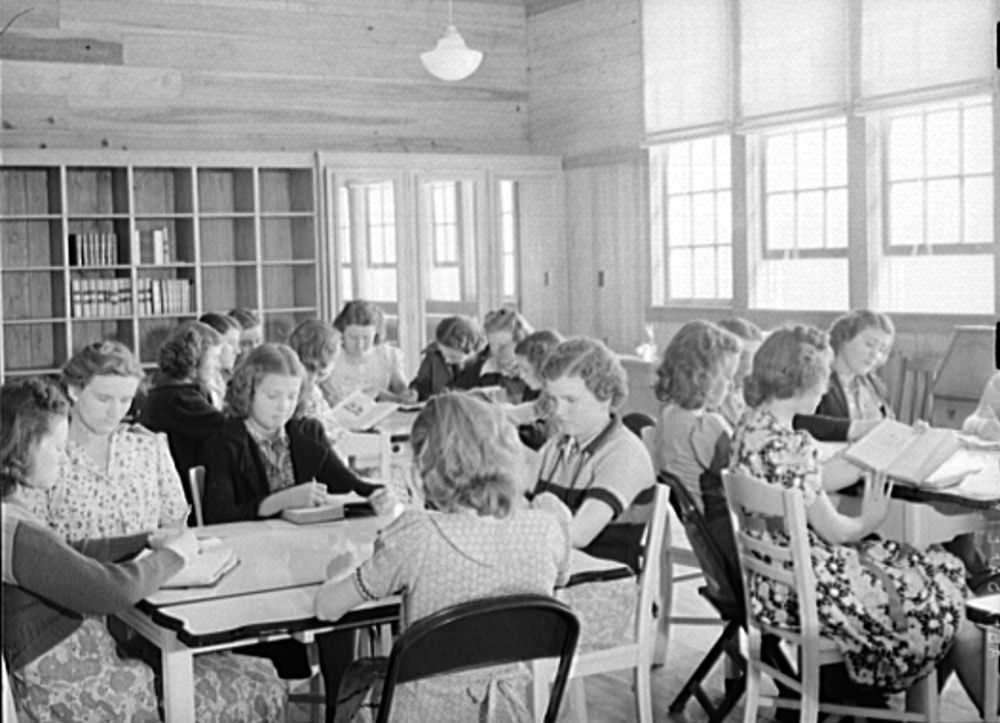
[447,0,454,25]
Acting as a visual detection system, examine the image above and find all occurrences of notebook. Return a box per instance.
[161,542,239,588]
[844,419,982,488]
[281,491,370,525]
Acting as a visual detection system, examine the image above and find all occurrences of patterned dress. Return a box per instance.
[24,424,189,540]
[335,507,571,723]
[320,345,406,406]
[731,407,967,691]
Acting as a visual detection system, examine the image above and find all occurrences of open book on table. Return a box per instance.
[281,491,371,525]
[843,419,983,488]
[331,390,398,431]
[161,539,239,589]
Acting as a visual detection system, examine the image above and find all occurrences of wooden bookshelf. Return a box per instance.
[0,154,320,379]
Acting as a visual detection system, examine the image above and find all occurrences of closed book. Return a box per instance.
[161,545,239,589]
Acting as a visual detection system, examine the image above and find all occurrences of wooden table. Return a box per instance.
[967,593,1000,723]
[119,515,630,723]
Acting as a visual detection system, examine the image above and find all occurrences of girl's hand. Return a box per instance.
[367,487,403,517]
[149,528,199,564]
[860,471,893,530]
[325,543,360,581]
[279,480,327,510]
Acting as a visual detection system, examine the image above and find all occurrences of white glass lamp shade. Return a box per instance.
[420,25,483,81]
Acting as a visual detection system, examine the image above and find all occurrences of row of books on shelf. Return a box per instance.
[70,278,191,318]
[68,229,174,267]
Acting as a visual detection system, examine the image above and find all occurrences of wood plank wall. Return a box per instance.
[526,0,647,353]
[0,0,531,153]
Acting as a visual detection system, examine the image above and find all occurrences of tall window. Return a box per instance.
[754,119,848,310]
[428,182,461,301]
[498,180,520,303]
[876,96,994,314]
[337,181,398,303]
[649,136,732,304]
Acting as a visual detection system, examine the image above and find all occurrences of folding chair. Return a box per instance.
[375,594,580,723]
[722,469,940,723]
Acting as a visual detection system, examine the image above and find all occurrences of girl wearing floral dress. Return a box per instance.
[730,324,992,712]
[24,340,189,539]
[1,377,286,722]
[315,392,571,722]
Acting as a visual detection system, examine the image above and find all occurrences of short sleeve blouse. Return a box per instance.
[35,425,189,541]
[320,345,406,406]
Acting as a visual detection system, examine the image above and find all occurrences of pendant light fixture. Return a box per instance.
[420,0,483,82]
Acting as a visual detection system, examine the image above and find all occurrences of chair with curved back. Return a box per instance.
[375,594,580,723]
[722,468,940,723]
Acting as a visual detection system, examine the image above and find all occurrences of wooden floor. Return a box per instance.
[288,522,985,722]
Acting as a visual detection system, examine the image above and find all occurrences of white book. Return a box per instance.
[844,419,981,488]
[160,543,239,588]
[331,390,398,431]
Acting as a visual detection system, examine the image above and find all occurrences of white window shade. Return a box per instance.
[739,0,847,121]
[643,0,730,137]
[860,0,994,102]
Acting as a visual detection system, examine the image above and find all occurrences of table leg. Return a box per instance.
[161,647,196,723]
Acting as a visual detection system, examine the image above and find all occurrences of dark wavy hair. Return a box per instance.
[410,392,525,517]
[655,321,742,408]
[743,324,831,408]
[199,312,241,335]
[228,308,261,331]
[827,309,894,354]
[540,337,627,410]
[62,340,144,391]
[288,319,340,374]
[514,330,564,375]
[1,377,70,497]
[225,343,306,419]
[157,321,223,381]
[435,315,483,354]
[716,317,763,342]
[333,300,384,343]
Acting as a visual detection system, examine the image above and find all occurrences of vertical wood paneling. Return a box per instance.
[0,0,531,153]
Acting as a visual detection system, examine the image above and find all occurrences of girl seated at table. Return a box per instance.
[963,370,1000,441]
[201,342,388,524]
[289,318,346,441]
[315,392,571,722]
[199,311,242,408]
[793,309,894,442]
[320,300,415,406]
[454,308,533,396]
[652,320,741,523]
[229,307,265,359]
[530,337,655,569]
[730,324,993,712]
[24,340,189,540]
[714,316,764,428]
[138,320,227,486]
[1,377,286,722]
[505,329,563,450]
[408,315,482,401]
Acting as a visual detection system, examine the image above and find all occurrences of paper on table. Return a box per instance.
[281,491,370,525]
[331,390,399,431]
[161,544,239,588]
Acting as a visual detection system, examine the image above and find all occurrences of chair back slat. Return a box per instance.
[740,553,797,588]
[377,594,579,723]
[740,534,795,564]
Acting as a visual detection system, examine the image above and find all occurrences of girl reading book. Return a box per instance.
[729,324,993,711]
[315,392,571,722]
[1,377,285,721]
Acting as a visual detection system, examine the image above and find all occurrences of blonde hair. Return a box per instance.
[410,392,526,517]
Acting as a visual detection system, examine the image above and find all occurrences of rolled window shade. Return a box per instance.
[739,0,847,121]
[643,0,731,137]
[860,0,994,102]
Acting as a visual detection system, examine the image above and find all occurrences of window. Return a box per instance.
[876,96,994,314]
[498,180,519,303]
[427,182,462,302]
[649,136,732,304]
[337,181,398,303]
[365,183,396,267]
[752,119,849,311]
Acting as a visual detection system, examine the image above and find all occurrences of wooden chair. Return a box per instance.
[721,469,939,723]
[885,351,938,425]
[966,593,1000,723]
[3,655,19,723]
[532,483,669,723]
[376,594,580,723]
[187,465,205,527]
